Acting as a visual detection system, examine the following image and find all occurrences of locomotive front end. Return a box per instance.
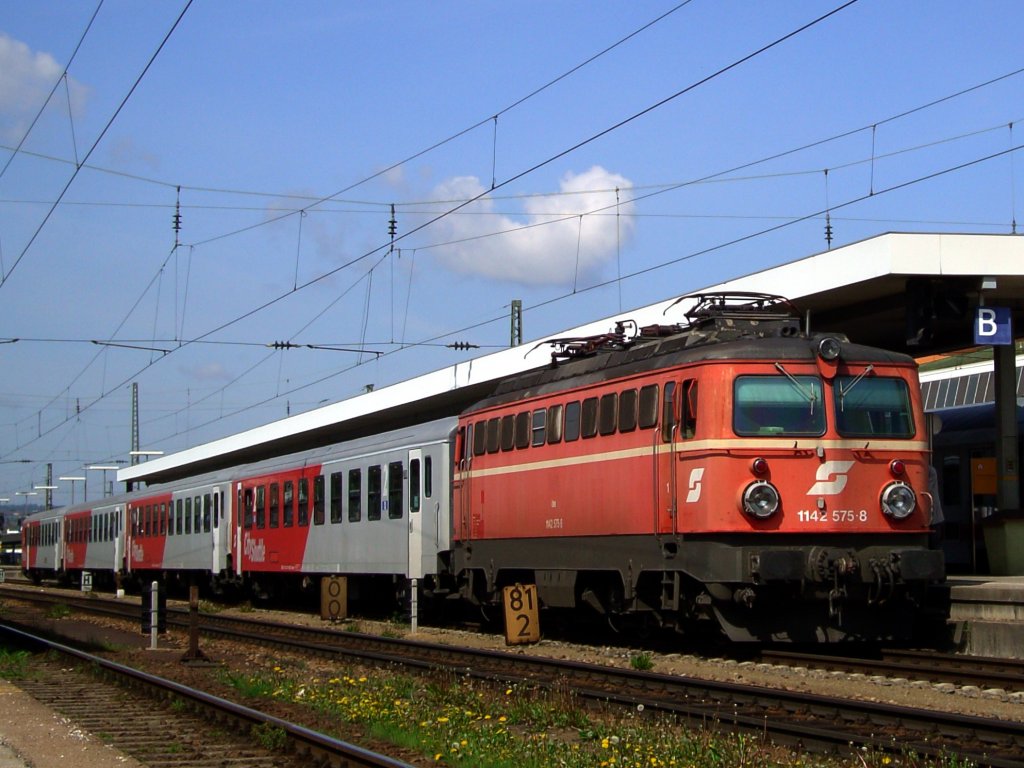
[684,334,945,642]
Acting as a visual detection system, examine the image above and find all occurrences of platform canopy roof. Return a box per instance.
[120,232,1024,486]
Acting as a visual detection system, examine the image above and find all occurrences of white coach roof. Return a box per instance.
[120,232,1024,484]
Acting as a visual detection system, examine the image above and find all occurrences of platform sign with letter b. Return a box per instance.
[975,306,1012,345]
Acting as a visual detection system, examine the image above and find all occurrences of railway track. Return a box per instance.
[760,648,1024,694]
[2,585,1023,766]
[0,621,416,768]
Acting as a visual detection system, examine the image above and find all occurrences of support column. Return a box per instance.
[993,343,1020,513]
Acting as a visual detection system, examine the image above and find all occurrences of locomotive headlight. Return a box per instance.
[743,480,781,519]
[817,337,842,361]
[880,482,916,520]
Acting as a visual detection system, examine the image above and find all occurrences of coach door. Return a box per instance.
[407,449,425,579]
[211,488,228,574]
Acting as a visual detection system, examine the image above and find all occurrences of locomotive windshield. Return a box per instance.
[733,375,825,436]
[833,376,915,437]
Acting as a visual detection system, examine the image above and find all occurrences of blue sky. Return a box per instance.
[1,0,1022,507]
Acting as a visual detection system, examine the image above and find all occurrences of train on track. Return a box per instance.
[22,293,945,642]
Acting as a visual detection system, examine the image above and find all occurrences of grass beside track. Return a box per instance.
[222,660,977,768]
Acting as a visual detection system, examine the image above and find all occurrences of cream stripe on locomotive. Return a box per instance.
[456,437,930,480]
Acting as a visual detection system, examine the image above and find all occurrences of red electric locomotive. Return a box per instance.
[451,293,944,642]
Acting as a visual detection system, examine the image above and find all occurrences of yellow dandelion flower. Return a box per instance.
[437,716,449,723]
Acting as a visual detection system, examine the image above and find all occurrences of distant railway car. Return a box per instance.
[450,294,944,642]
[21,294,945,643]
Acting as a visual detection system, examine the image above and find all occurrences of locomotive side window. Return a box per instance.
[532,408,546,445]
[581,397,599,438]
[547,404,563,443]
[662,382,677,442]
[298,478,309,526]
[283,481,294,527]
[638,384,659,429]
[599,393,617,436]
[515,412,531,449]
[564,401,581,441]
[619,389,638,432]
[368,465,382,521]
[733,375,825,436]
[486,418,501,454]
[330,472,343,523]
[388,461,404,519]
[681,379,699,438]
[313,475,326,525]
[348,469,361,522]
[833,376,914,437]
[473,421,486,456]
[269,484,279,528]
[501,414,516,451]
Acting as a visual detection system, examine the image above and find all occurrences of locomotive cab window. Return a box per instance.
[733,375,825,436]
[834,375,914,437]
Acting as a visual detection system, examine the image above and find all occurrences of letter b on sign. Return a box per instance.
[974,307,1012,345]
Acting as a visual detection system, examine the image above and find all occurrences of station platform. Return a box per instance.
[946,575,1024,658]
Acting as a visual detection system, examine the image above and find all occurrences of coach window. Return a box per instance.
[638,384,659,429]
[486,418,501,454]
[330,472,343,523]
[425,456,433,498]
[564,401,581,441]
[177,498,185,533]
[547,404,563,444]
[410,459,421,513]
[368,465,382,521]
[348,469,361,522]
[146,505,153,536]
[298,478,310,526]
[581,397,599,438]
[254,487,266,529]
[599,392,617,436]
[661,382,677,442]
[160,503,167,536]
[168,503,174,536]
[313,475,326,526]
[473,420,487,456]
[619,388,638,432]
[283,481,294,527]
[185,497,193,534]
[388,461,404,519]
[193,496,201,533]
[530,408,546,446]
[269,484,280,528]
[501,414,516,451]
[204,493,212,532]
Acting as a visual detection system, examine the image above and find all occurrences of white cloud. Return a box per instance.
[429,165,635,286]
[182,361,233,383]
[0,33,90,140]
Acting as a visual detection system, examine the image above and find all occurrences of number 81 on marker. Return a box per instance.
[502,584,540,645]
